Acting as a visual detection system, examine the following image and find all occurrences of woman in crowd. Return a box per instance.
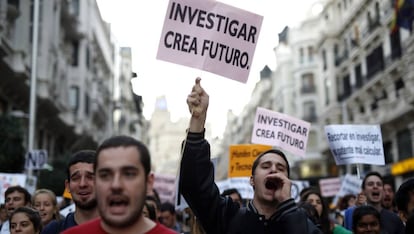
[352,205,382,234]
[142,201,157,221]
[9,207,42,234]
[301,189,331,234]
[31,189,61,226]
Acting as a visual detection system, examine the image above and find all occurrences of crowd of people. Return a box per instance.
[0,77,412,233]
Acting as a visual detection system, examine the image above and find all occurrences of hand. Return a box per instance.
[265,173,291,203]
[187,78,209,132]
[356,192,367,206]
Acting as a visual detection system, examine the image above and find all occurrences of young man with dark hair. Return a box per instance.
[179,78,321,234]
[63,135,175,234]
[343,171,404,234]
[0,186,32,234]
[42,150,99,234]
[395,178,414,224]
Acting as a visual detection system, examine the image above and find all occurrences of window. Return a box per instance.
[84,93,90,115]
[301,73,315,93]
[303,101,317,122]
[383,142,393,164]
[322,49,327,70]
[355,64,363,88]
[69,86,79,112]
[308,46,314,62]
[71,40,79,66]
[299,47,304,64]
[397,129,413,161]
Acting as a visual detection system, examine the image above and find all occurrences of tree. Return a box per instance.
[0,115,25,172]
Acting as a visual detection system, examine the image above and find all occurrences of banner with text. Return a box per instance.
[228,144,272,178]
[0,173,26,203]
[324,125,385,165]
[157,0,263,83]
[251,107,311,157]
[337,174,362,197]
[154,173,176,204]
[319,177,342,197]
[216,177,309,201]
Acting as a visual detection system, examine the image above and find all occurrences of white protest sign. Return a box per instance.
[251,107,311,157]
[153,173,176,204]
[291,180,310,202]
[229,177,254,200]
[0,173,27,203]
[319,177,342,197]
[157,0,263,83]
[25,149,48,170]
[324,125,385,165]
[337,174,362,197]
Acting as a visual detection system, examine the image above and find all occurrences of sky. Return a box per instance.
[96,0,321,138]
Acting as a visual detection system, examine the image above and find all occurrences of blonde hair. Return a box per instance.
[32,189,61,222]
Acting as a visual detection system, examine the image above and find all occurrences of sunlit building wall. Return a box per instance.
[0,0,115,159]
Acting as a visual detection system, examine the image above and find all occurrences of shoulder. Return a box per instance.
[62,218,102,234]
[146,223,177,234]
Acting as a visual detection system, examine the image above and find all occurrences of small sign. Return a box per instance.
[228,144,272,178]
[25,150,48,170]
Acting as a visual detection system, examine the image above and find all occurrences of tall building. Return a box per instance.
[114,47,146,142]
[216,0,414,187]
[0,0,116,161]
[148,96,211,175]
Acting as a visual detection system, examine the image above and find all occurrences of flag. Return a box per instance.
[391,0,414,33]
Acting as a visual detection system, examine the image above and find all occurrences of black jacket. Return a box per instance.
[179,130,322,234]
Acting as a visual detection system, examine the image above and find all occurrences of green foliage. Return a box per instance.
[0,115,25,173]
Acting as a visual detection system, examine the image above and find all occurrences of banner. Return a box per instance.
[157,0,263,83]
[251,107,311,157]
[228,144,272,178]
[324,124,385,165]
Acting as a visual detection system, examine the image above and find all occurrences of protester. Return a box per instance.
[394,178,414,224]
[41,150,99,233]
[146,195,161,221]
[160,202,185,233]
[179,78,321,234]
[343,171,404,234]
[337,194,356,212]
[221,188,243,207]
[62,135,175,234]
[382,179,397,213]
[32,189,61,226]
[143,202,157,221]
[9,207,42,234]
[0,186,32,234]
[0,204,8,230]
[352,205,382,234]
[300,189,330,234]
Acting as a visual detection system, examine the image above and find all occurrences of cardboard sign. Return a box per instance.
[319,177,342,197]
[337,174,362,197]
[251,107,311,157]
[228,144,272,177]
[25,149,48,170]
[324,125,385,165]
[157,0,263,83]
[0,173,27,203]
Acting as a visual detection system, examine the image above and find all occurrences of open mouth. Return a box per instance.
[265,179,281,190]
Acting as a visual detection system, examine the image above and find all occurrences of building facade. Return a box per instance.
[0,0,118,161]
[216,0,414,187]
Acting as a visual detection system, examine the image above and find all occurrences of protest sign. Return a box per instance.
[319,177,342,197]
[337,174,362,197]
[324,125,385,165]
[291,180,310,202]
[0,173,26,203]
[154,173,176,204]
[228,144,272,178]
[157,0,263,83]
[251,107,311,157]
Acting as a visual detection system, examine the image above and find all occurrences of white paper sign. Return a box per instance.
[337,174,362,197]
[319,177,342,197]
[324,125,385,165]
[251,107,311,157]
[157,0,263,83]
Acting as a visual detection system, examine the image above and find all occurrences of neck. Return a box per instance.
[101,215,156,234]
[368,202,382,211]
[251,199,278,219]
[74,208,99,225]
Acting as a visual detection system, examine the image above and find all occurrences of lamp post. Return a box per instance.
[28,0,40,177]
